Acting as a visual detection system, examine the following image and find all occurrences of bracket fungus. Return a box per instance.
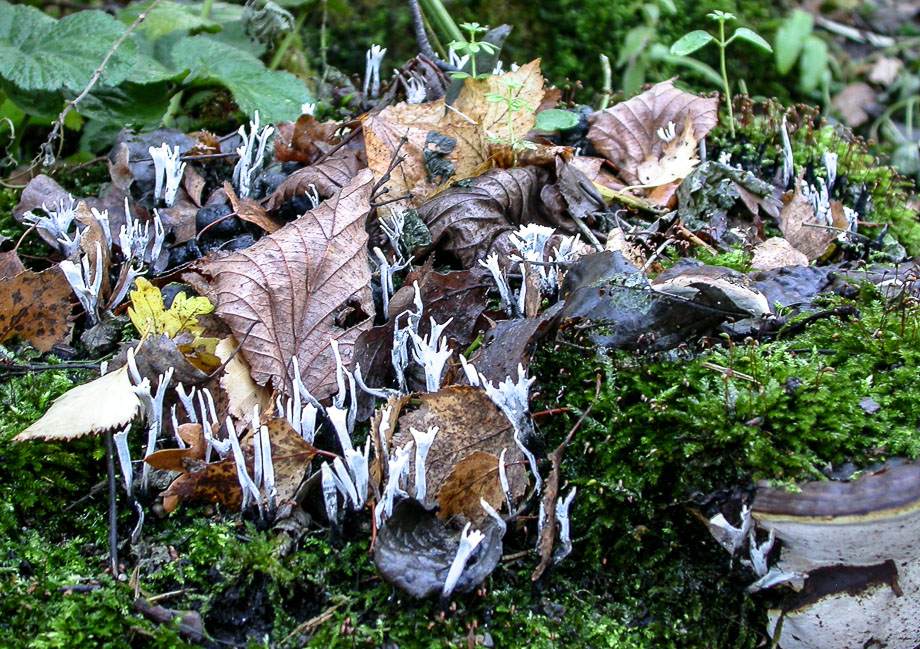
[735,462,920,649]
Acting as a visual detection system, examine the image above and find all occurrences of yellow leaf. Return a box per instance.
[634,113,700,188]
[128,278,214,339]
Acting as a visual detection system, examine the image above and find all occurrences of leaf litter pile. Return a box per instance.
[5,59,920,647]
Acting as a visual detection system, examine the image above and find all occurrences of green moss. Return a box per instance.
[693,245,752,272]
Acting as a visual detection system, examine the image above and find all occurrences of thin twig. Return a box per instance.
[36,0,165,168]
[105,429,119,577]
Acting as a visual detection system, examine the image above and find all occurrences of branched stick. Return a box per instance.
[532,373,602,582]
[35,0,165,168]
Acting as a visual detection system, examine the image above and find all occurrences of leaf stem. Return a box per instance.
[419,0,464,44]
[269,8,307,71]
[200,0,214,20]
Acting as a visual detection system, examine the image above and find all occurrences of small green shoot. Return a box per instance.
[485,78,537,164]
[669,11,772,137]
[448,22,498,81]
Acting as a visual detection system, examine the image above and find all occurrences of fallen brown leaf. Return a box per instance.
[215,336,272,421]
[0,264,75,352]
[160,457,242,513]
[437,451,506,524]
[750,237,809,271]
[259,417,318,503]
[144,423,205,472]
[415,166,550,267]
[392,386,528,512]
[266,148,364,212]
[779,174,837,261]
[587,79,718,185]
[198,169,375,399]
[223,182,280,233]
[0,250,26,280]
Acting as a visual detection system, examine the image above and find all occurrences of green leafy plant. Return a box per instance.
[773,9,831,96]
[448,21,498,81]
[485,78,536,163]
[0,0,312,163]
[669,10,772,137]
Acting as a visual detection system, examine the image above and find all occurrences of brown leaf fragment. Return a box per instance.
[587,79,718,185]
[15,365,140,441]
[832,82,878,128]
[132,334,210,388]
[0,264,75,352]
[182,164,207,207]
[437,451,506,524]
[750,237,809,271]
[779,174,837,261]
[634,113,700,187]
[266,148,363,212]
[160,457,243,513]
[415,166,550,267]
[261,417,318,504]
[223,182,280,233]
[13,174,71,224]
[144,424,205,472]
[198,169,375,399]
[472,316,546,386]
[0,250,26,280]
[392,386,528,512]
[215,336,272,421]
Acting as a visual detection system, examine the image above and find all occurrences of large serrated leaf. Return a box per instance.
[171,35,310,122]
[118,0,219,41]
[0,1,136,92]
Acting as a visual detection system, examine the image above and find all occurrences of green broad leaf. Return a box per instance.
[649,43,723,87]
[617,26,653,67]
[670,31,714,56]
[622,57,648,97]
[731,27,772,53]
[774,9,813,74]
[172,35,311,122]
[0,80,63,119]
[534,109,580,132]
[76,82,171,125]
[0,2,136,92]
[119,0,219,41]
[799,35,828,93]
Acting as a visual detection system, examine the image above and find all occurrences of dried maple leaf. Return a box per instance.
[198,169,375,399]
[587,79,718,185]
[391,386,528,512]
[779,174,837,261]
[0,264,75,352]
[15,365,141,441]
[437,451,506,524]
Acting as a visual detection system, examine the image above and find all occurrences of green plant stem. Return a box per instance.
[199,0,214,20]
[269,9,307,71]
[718,20,735,138]
[597,53,612,111]
[319,0,328,95]
[420,0,464,44]
[419,5,448,59]
[162,90,184,128]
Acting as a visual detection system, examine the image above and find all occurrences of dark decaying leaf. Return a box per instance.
[265,148,364,212]
[0,264,75,352]
[415,166,551,267]
[558,251,741,351]
[198,169,375,399]
[471,315,550,386]
[0,250,26,280]
[132,333,210,388]
[587,79,718,185]
[374,499,504,599]
[436,451,506,524]
[351,260,491,409]
[540,156,607,223]
[13,174,72,224]
[392,386,528,511]
[144,423,206,473]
